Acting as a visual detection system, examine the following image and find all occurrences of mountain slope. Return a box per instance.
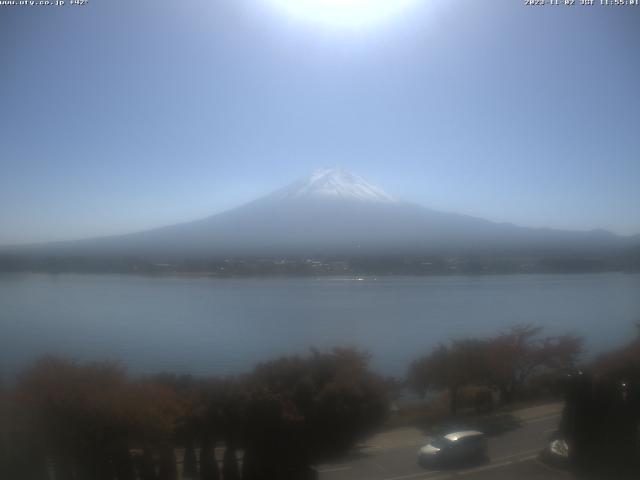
[2,168,639,262]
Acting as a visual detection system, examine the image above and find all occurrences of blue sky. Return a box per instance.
[1,0,639,245]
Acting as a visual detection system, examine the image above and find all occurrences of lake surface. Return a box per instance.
[1,273,639,379]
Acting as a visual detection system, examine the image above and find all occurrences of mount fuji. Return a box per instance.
[270,168,398,204]
[2,168,639,267]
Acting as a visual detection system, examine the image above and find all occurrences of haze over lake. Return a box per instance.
[2,272,639,379]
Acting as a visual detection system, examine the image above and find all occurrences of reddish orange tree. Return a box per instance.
[16,356,181,480]
[592,325,640,379]
[407,340,490,415]
[408,325,583,412]
[242,347,390,478]
[484,324,583,402]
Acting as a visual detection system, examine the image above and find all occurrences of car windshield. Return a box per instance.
[430,437,453,448]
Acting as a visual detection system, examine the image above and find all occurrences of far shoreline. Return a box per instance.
[1,269,638,280]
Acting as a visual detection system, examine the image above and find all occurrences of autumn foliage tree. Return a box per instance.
[557,327,640,477]
[408,325,583,413]
[407,340,489,415]
[591,324,640,380]
[484,324,583,402]
[5,348,388,480]
[243,347,390,478]
[15,356,182,480]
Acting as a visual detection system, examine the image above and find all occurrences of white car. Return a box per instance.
[418,430,488,466]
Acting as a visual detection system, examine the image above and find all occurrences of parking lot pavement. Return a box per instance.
[419,456,574,480]
[316,405,568,480]
[510,402,563,422]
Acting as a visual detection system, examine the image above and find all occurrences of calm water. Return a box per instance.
[1,273,639,378]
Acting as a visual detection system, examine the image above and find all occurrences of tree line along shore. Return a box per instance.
[1,324,639,480]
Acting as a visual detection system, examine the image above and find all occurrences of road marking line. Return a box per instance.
[380,450,540,480]
[535,456,570,475]
[457,455,538,476]
[423,455,538,480]
[523,413,560,424]
[316,465,352,473]
[384,470,443,480]
[491,447,541,463]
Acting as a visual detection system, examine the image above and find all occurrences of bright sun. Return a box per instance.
[266,0,422,28]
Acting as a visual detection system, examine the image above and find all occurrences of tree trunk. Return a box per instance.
[157,447,177,480]
[113,442,135,480]
[222,443,239,480]
[500,385,515,404]
[137,448,156,480]
[199,438,219,480]
[240,446,260,480]
[182,439,197,479]
[21,440,49,480]
[449,385,459,415]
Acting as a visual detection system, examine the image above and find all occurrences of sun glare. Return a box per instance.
[266,0,422,29]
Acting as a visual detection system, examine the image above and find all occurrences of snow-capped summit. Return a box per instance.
[6,167,635,262]
[273,167,398,204]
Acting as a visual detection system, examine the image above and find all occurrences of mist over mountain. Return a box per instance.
[2,168,639,272]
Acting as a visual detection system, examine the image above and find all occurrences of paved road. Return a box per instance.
[316,409,572,480]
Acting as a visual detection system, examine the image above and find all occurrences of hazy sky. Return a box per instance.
[1,0,639,245]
